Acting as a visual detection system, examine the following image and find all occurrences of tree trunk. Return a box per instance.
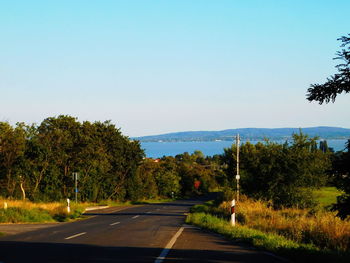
[20,181,26,200]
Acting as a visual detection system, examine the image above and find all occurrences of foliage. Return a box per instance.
[0,116,144,202]
[0,122,26,197]
[307,34,350,104]
[0,199,86,222]
[331,140,350,219]
[187,198,350,262]
[0,117,224,202]
[186,212,349,263]
[313,187,343,208]
[0,116,336,210]
[0,207,54,223]
[305,33,350,218]
[221,132,331,208]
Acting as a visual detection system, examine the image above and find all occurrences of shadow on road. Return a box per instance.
[84,212,186,217]
[0,240,281,263]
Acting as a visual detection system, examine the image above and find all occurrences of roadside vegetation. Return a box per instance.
[0,199,86,223]
[0,116,220,203]
[187,197,350,262]
[1,113,350,258]
[0,198,177,223]
[313,187,343,208]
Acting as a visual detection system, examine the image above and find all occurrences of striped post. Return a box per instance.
[230,199,235,226]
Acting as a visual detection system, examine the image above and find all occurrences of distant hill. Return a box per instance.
[134,127,350,142]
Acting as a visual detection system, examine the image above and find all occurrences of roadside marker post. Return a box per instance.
[4,201,7,210]
[230,199,235,226]
[67,198,70,213]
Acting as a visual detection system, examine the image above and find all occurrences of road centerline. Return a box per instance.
[154,226,184,263]
[110,221,120,226]
[64,232,87,240]
[132,215,140,219]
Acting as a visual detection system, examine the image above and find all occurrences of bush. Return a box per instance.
[215,187,235,205]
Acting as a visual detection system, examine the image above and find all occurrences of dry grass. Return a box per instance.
[218,196,350,252]
[0,199,87,222]
[1,199,63,211]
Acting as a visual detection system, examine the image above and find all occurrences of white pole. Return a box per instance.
[230,199,235,226]
[67,198,70,213]
[4,201,8,210]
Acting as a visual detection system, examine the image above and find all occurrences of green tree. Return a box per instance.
[331,140,350,219]
[221,132,330,208]
[0,122,26,197]
[307,34,350,104]
[37,115,82,200]
[306,34,350,218]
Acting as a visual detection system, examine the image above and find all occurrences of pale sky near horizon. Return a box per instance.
[1,0,350,137]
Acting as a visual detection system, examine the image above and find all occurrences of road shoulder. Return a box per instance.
[165,224,285,262]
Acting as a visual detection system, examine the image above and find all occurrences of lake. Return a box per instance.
[141,139,348,158]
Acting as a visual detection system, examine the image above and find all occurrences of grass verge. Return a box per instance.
[313,187,343,208]
[187,202,350,263]
[0,198,174,223]
[0,200,86,223]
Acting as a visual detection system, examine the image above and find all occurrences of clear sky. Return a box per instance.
[1,0,349,137]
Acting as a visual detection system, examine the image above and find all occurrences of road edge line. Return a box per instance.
[154,226,184,263]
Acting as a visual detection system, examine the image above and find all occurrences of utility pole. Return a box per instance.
[236,134,240,202]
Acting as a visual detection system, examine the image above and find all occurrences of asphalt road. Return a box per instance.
[0,200,283,263]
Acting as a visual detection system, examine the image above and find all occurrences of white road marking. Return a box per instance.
[65,232,87,240]
[154,226,184,263]
[146,211,152,214]
[132,215,139,219]
[110,221,120,226]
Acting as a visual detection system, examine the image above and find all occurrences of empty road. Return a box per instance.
[0,200,283,262]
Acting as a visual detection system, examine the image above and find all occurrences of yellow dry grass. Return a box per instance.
[0,199,63,211]
[0,199,90,219]
[220,196,350,251]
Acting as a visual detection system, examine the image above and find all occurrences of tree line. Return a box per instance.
[1,116,349,218]
[221,133,332,208]
[0,116,222,202]
[0,116,145,201]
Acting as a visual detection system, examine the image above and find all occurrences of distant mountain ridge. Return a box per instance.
[134,127,350,142]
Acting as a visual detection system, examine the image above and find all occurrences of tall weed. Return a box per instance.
[209,196,350,252]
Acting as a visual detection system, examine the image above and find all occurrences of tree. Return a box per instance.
[221,132,331,208]
[307,34,350,104]
[306,34,350,219]
[331,140,350,219]
[37,115,82,200]
[0,122,26,197]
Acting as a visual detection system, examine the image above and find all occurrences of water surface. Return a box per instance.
[141,139,348,158]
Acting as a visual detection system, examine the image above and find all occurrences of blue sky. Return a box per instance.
[1,0,349,136]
